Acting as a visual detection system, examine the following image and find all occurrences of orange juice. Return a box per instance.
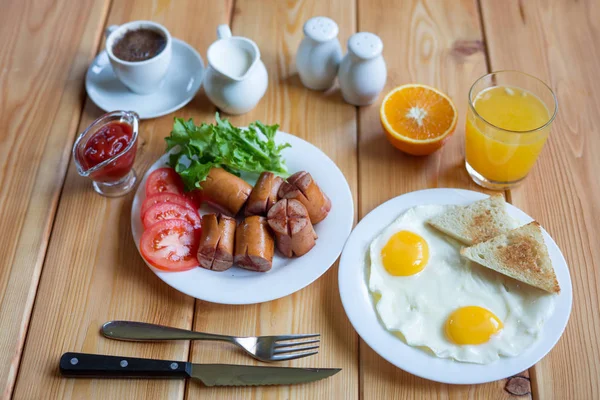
[465,85,551,183]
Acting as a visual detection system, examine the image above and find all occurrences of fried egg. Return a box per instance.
[368,205,556,364]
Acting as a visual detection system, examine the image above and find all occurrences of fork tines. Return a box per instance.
[271,334,320,361]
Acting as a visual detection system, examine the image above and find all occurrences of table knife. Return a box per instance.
[60,353,340,386]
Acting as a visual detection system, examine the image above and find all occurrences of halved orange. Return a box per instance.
[380,84,458,156]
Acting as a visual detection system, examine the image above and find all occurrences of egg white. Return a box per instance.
[368,205,556,364]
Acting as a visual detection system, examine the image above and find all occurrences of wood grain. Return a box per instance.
[11,1,233,399]
[357,0,530,398]
[0,0,111,397]
[185,0,359,399]
[480,0,600,398]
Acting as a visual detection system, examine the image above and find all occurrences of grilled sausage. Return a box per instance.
[197,214,236,271]
[278,171,331,224]
[267,199,317,257]
[266,199,288,237]
[199,168,252,216]
[245,172,284,216]
[234,216,274,272]
[287,199,318,256]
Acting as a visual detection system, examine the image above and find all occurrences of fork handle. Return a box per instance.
[102,321,234,343]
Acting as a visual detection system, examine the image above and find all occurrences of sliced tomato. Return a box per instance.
[145,168,184,196]
[143,202,202,230]
[141,192,196,218]
[140,219,199,271]
[184,189,204,209]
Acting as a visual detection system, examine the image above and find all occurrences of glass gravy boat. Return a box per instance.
[73,110,139,197]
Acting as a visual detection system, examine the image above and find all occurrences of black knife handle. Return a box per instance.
[59,352,191,379]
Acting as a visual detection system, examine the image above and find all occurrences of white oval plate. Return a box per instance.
[86,38,204,119]
[132,131,354,304]
[338,188,572,384]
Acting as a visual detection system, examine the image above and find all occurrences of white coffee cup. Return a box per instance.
[105,21,172,94]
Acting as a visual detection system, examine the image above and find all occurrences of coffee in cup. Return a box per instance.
[105,21,172,94]
[112,28,167,62]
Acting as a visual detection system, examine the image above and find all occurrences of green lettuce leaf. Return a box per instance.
[165,113,291,191]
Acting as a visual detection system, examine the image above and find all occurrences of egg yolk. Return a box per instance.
[381,231,429,276]
[445,306,503,345]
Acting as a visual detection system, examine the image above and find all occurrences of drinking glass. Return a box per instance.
[465,71,557,190]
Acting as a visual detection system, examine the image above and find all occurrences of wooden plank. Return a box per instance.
[12,1,233,399]
[357,0,531,398]
[0,0,112,397]
[479,0,600,398]
[185,0,359,399]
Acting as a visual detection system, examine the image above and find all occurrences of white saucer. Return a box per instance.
[338,189,572,384]
[85,39,204,119]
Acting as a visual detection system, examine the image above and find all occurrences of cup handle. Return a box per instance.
[105,25,119,39]
[217,24,232,40]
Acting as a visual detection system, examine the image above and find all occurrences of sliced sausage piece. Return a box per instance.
[268,175,284,209]
[266,198,288,236]
[212,215,236,271]
[267,199,317,257]
[199,168,252,216]
[234,216,274,272]
[197,214,219,269]
[267,199,292,257]
[245,172,284,216]
[287,199,317,256]
[278,171,331,224]
[197,214,236,271]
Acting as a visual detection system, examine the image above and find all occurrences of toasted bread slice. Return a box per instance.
[460,222,560,294]
[428,194,515,245]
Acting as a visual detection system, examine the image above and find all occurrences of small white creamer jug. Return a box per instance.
[204,25,268,115]
[296,16,343,91]
[338,32,387,106]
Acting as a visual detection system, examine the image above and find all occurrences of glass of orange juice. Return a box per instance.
[465,71,557,189]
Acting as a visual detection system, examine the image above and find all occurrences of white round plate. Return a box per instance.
[86,38,204,119]
[338,188,572,385]
[132,131,354,304]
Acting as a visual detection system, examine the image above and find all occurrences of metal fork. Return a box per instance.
[101,321,320,362]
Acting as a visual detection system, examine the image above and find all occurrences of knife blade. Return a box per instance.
[60,353,340,386]
[190,363,338,386]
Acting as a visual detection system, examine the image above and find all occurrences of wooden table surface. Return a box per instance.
[1,0,598,398]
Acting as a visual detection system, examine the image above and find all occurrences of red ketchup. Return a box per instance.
[82,122,137,182]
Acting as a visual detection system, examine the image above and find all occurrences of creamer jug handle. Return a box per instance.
[217,24,232,40]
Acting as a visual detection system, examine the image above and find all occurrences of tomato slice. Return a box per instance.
[141,192,196,218]
[184,189,204,209]
[140,219,199,271]
[143,202,202,230]
[145,168,184,196]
